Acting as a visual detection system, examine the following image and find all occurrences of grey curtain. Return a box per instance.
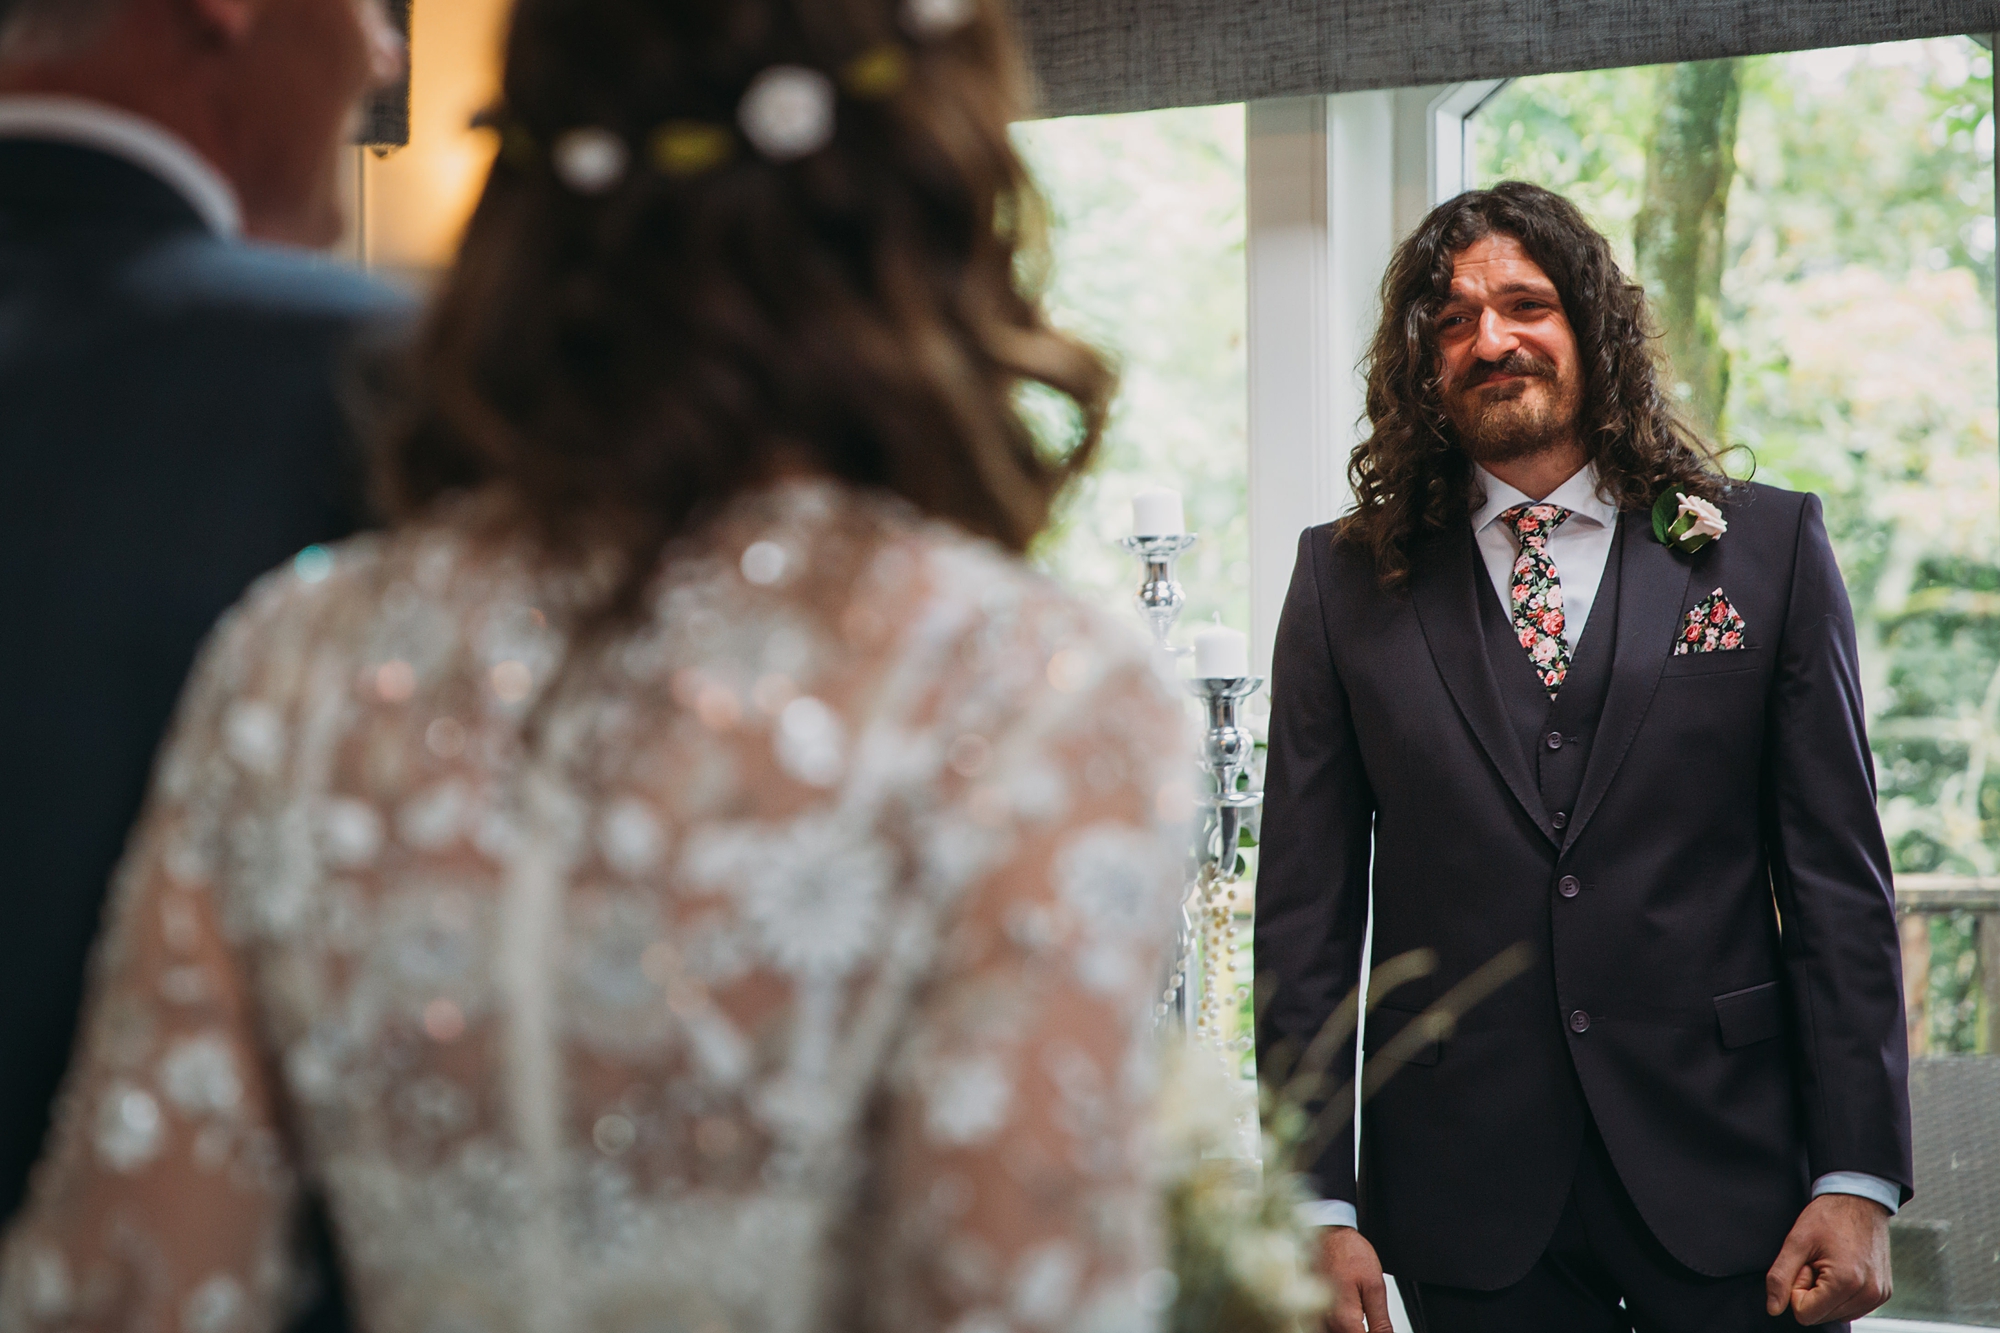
[1015,0,2000,118]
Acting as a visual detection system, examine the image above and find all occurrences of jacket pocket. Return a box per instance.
[1661,646,1763,678]
[1714,981,1785,1049]
[1363,1005,1443,1066]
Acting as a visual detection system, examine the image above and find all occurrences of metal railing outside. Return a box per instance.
[1884,877,1999,1325]
[1898,875,2000,1058]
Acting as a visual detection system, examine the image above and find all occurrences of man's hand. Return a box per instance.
[1765,1193,1893,1324]
[1318,1226,1395,1332]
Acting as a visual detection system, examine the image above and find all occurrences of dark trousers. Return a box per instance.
[1401,1128,1842,1333]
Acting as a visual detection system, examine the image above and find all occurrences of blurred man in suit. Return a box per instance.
[0,0,406,1272]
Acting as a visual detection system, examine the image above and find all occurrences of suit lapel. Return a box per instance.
[1562,511,1695,852]
[1409,527,1555,846]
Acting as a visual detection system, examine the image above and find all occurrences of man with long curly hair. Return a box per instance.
[1256,182,1911,1332]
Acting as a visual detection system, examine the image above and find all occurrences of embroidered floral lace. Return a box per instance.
[0,481,1188,1333]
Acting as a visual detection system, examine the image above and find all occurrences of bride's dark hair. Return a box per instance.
[377,0,1111,610]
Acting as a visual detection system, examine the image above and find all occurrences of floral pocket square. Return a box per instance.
[1675,588,1748,654]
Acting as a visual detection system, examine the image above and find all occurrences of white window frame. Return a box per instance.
[1243,81,1498,672]
[1430,80,1509,204]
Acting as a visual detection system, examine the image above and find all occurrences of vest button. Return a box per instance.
[1558,875,1580,898]
[1569,1009,1591,1033]
[1552,811,1569,830]
[1546,732,1564,750]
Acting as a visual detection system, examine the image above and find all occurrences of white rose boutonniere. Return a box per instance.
[1651,488,1728,554]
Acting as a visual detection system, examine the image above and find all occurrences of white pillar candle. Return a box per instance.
[1131,487,1185,537]
[1195,623,1249,679]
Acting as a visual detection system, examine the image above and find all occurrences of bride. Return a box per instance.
[0,0,1188,1329]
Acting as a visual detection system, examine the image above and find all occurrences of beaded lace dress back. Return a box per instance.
[0,481,1186,1333]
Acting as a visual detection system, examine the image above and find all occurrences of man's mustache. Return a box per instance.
[1459,350,1559,390]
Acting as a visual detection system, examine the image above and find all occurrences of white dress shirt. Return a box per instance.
[1471,461,1620,649]
[1301,461,1901,1230]
[0,94,240,237]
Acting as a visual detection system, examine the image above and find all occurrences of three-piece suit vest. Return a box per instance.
[1474,524,1624,838]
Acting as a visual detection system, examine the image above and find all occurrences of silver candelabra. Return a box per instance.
[1193,676,1263,870]
[1117,533,1199,654]
[1121,528,1265,1045]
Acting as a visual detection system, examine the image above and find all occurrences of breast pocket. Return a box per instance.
[1661,646,1763,679]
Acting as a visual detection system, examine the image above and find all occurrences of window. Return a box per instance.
[1466,42,2000,1326]
[1011,106,1249,637]
[1014,105,1258,1081]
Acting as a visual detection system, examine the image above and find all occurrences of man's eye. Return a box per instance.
[1439,314,1469,329]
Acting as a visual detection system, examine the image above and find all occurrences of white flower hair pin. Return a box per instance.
[737,66,837,162]
[1650,488,1728,554]
[552,127,630,194]
[903,0,978,38]
[494,0,981,197]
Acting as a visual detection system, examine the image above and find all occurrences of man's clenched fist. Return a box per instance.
[1764,1193,1893,1325]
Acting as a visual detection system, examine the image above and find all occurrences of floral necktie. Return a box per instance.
[1500,503,1573,698]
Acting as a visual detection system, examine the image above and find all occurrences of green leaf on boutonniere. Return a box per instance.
[1650,489,1678,544]
[1650,488,1719,555]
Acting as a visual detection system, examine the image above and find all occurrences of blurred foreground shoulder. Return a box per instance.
[127,233,410,326]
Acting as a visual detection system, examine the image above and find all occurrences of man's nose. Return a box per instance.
[1472,307,1520,361]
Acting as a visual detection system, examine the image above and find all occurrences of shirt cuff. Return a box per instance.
[1298,1199,1360,1229]
[1301,1181,1895,1230]
[1811,1171,1901,1216]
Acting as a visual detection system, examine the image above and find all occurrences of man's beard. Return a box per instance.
[1443,349,1582,465]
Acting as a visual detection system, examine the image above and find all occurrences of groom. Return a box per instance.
[1256,181,1910,1333]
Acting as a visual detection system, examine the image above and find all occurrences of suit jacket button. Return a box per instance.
[1558,875,1580,898]
[1551,811,1569,829]
[1545,731,1564,750]
[1569,1009,1591,1033]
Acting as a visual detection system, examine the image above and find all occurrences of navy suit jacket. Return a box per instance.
[0,140,409,1239]
[1255,483,1913,1289]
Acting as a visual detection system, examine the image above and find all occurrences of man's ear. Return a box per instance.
[181,0,268,45]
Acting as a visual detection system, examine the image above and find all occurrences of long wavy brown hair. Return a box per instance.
[1341,181,1727,588]
[375,0,1112,618]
